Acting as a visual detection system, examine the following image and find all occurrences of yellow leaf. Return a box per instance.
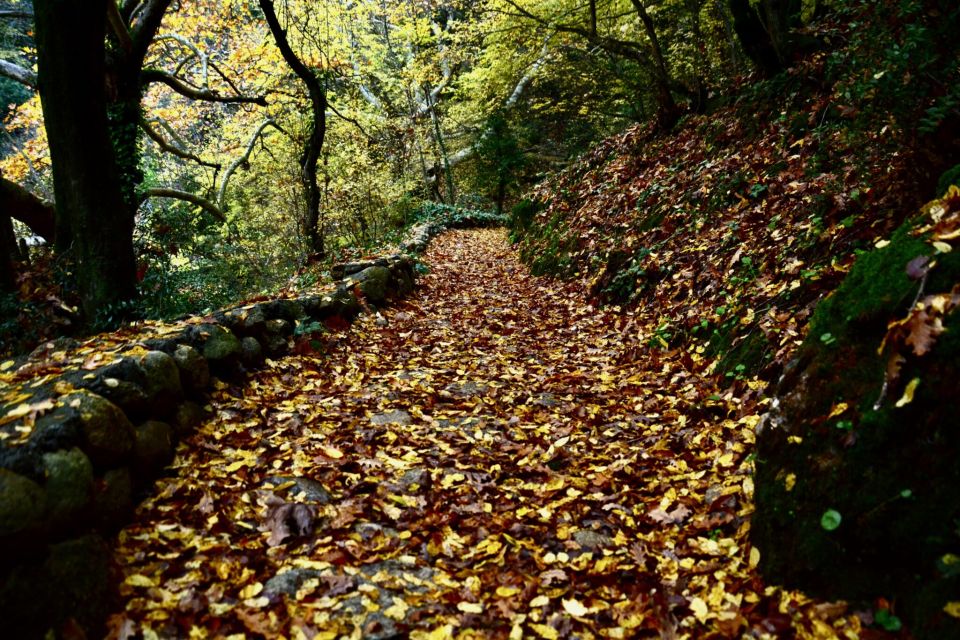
[457,601,484,614]
[875,239,891,249]
[411,625,453,640]
[441,472,465,489]
[895,377,920,408]
[321,445,344,459]
[689,596,709,623]
[784,473,796,492]
[827,402,849,418]
[562,598,590,617]
[933,241,952,254]
[496,586,520,597]
[529,595,550,608]
[124,574,158,588]
[529,623,559,639]
[749,547,761,568]
[944,602,960,619]
[385,598,409,621]
[239,582,263,599]
[0,360,14,371]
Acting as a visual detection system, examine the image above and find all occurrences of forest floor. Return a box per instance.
[109,229,890,640]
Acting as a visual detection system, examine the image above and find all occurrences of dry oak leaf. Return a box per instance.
[261,496,317,546]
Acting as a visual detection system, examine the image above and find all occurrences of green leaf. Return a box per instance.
[875,608,902,631]
[820,509,842,531]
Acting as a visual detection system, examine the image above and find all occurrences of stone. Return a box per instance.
[173,344,210,393]
[0,445,43,482]
[240,336,263,367]
[0,468,45,537]
[140,351,183,416]
[93,467,133,530]
[350,266,391,304]
[134,421,174,472]
[201,325,241,361]
[171,401,205,437]
[63,390,135,470]
[371,409,412,426]
[29,408,83,455]
[262,299,305,322]
[265,476,331,504]
[42,448,93,528]
[68,357,149,419]
[263,567,326,597]
[573,529,612,551]
[0,534,110,637]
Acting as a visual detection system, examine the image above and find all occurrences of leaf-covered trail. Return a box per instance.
[111,230,865,639]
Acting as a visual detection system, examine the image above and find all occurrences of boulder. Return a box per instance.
[0,534,112,638]
[62,391,135,470]
[134,421,174,473]
[173,344,210,394]
[92,467,133,530]
[350,266,391,304]
[0,468,45,537]
[201,325,241,362]
[67,357,149,419]
[171,401,205,437]
[42,448,93,529]
[240,336,263,367]
[139,350,183,416]
[261,299,305,322]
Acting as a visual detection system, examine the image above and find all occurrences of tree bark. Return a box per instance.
[630,0,680,130]
[259,0,327,259]
[34,0,137,318]
[0,211,17,292]
[728,0,802,76]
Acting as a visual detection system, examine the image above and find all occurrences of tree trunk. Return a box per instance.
[0,212,17,292]
[728,0,802,76]
[34,0,137,319]
[630,0,680,130]
[259,0,327,260]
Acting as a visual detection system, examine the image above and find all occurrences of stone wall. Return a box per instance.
[0,253,418,638]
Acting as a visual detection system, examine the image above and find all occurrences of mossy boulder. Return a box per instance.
[134,420,174,474]
[352,266,391,304]
[173,344,210,394]
[62,391,135,469]
[201,325,241,362]
[92,467,133,530]
[753,194,960,639]
[0,469,45,537]
[42,448,93,529]
[139,350,183,417]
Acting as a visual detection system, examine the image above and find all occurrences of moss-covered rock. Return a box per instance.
[139,350,183,417]
[42,448,93,529]
[173,344,210,393]
[62,390,135,469]
[753,191,960,639]
[352,266,392,304]
[92,467,132,530]
[0,468,45,537]
[134,420,174,474]
[201,325,242,362]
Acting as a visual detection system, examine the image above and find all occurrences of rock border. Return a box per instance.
[0,230,440,637]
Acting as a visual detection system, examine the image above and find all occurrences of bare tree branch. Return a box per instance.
[217,118,284,207]
[0,60,36,88]
[107,0,133,54]
[156,34,208,87]
[140,117,221,169]
[140,187,225,222]
[142,69,267,105]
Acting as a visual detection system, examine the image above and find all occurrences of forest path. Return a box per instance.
[110,230,858,639]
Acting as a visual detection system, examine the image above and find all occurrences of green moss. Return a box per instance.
[808,223,927,341]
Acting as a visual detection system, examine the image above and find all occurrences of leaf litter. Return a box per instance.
[110,229,879,639]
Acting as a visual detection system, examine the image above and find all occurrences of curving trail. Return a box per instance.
[111,230,863,639]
